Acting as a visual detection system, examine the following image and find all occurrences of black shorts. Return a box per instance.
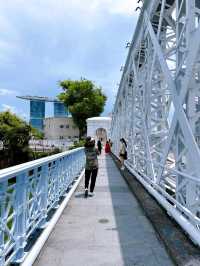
[120,153,127,160]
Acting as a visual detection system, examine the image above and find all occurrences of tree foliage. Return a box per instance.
[31,127,44,139]
[59,79,107,137]
[0,111,32,166]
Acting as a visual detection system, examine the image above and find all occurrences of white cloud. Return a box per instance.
[0,0,139,58]
[0,13,21,64]
[0,88,17,96]
[0,0,138,21]
[0,0,139,116]
[0,0,138,61]
[58,0,136,14]
[89,0,138,16]
[1,104,28,120]
[1,104,16,112]
[71,0,138,16]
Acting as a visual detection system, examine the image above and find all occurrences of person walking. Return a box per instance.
[108,139,113,150]
[97,139,102,154]
[84,137,99,198]
[105,140,111,154]
[119,138,127,170]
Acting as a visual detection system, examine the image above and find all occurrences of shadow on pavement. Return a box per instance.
[104,154,174,266]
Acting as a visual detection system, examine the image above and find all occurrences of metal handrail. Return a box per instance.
[0,148,85,265]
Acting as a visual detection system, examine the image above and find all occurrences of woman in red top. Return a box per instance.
[105,141,111,154]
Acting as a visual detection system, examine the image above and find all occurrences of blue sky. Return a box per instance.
[0,0,139,120]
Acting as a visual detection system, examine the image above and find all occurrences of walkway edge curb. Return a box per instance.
[21,169,85,266]
[111,153,200,266]
[125,164,200,246]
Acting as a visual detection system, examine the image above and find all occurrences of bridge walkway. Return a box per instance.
[34,154,174,266]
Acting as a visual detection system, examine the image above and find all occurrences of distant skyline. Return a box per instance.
[0,0,140,120]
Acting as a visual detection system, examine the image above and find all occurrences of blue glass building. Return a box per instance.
[30,100,45,131]
[17,96,69,132]
[54,102,69,117]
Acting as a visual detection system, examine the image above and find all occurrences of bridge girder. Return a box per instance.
[111,0,200,244]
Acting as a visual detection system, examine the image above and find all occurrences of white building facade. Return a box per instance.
[44,117,79,140]
[86,117,112,142]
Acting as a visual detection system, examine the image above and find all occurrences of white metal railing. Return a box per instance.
[0,148,85,265]
[29,139,75,151]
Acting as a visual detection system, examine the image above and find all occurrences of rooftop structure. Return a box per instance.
[87,117,112,121]
[17,95,69,131]
[17,95,60,102]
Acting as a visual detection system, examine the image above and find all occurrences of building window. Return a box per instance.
[60,125,64,129]
[68,136,71,139]
[60,136,64,139]
[66,125,69,129]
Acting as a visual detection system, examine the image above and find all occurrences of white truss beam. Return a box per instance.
[111,0,200,246]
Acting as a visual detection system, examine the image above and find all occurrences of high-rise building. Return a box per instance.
[30,100,45,131]
[17,96,69,131]
[54,102,69,118]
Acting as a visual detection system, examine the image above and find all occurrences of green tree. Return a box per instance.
[0,111,32,166]
[31,127,44,139]
[59,78,107,137]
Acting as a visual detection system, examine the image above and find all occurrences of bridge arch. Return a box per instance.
[96,127,107,143]
[86,117,111,142]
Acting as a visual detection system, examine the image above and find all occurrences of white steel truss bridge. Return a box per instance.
[111,0,200,246]
[1,1,200,265]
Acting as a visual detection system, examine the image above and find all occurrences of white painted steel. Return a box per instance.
[111,0,200,246]
[21,169,84,266]
[125,163,200,246]
[0,148,85,265]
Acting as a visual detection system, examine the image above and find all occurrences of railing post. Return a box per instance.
[69,155,73,184]
[0,182,6,266]
[39,164,49,228]
[64,157,70,189]
[81,150,85,170]
[54,161,60,208]
[71,154,76,179]
[12,173,28,263]
[78,150,82,174]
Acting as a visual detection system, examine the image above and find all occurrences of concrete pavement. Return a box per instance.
[34,154,174,266]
